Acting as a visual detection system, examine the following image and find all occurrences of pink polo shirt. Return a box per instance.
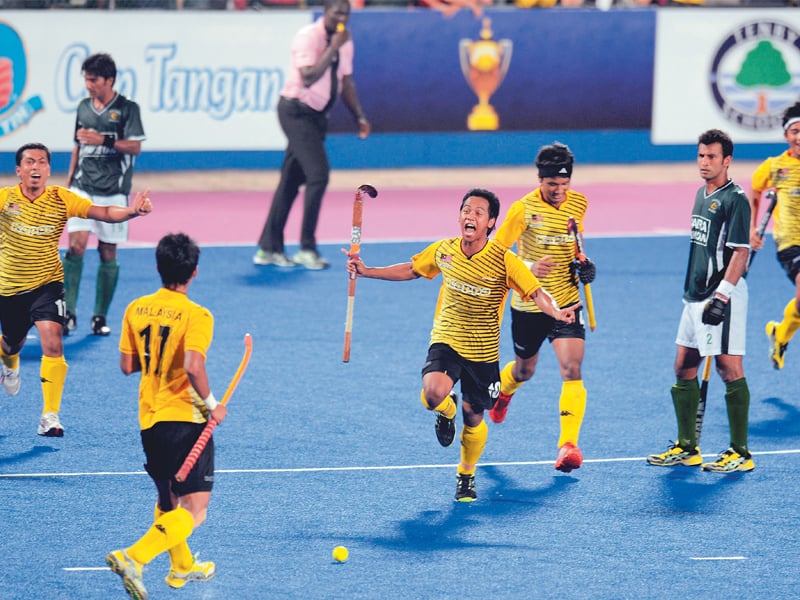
[281,17,354,113]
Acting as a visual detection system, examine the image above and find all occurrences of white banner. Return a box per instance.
[652,9,800,144]
[0,11,311,152]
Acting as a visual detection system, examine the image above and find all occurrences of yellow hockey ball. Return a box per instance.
[332,546,349,562]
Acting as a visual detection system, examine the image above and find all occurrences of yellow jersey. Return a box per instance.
[0,185,91,296]
[752,151,800,251]
[494,188,588,312]
[412,237,541,363]
[120,287,214,430]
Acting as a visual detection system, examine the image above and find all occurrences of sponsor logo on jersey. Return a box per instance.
[445,277,491,297]
[709,20,800,132]
[692,215,711,245]
[0,22,44,138]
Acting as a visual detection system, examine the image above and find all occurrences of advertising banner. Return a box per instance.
[652,9,800,144]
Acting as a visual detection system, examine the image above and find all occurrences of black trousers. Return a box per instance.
[258,97,330,254]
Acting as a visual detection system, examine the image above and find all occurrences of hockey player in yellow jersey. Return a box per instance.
[346,188,579,502]
[0,143,152,437]
[490,142,594,474]
[107,232,226,599]
[751,101,800,371]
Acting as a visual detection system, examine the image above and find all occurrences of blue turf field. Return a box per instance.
[1,237,799,599]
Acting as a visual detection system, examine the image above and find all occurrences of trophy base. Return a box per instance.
[467,104,499,131]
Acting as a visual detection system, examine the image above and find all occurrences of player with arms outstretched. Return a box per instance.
[750,101,800,370]
[489,142,594,473]
[107,233,226,599]
[347,188,579,502]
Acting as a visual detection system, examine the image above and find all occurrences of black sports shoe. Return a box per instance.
[434,392,457,447]
[63,310,76,337]
[91,315,111,336]
[455,474,476,502]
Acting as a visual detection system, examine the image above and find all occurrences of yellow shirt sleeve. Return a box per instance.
[494,200,527,250]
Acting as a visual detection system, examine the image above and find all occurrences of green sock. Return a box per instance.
[62,252,83,313]
[94,260,119,317]
[725,378,750,455]
[671,378,700,447]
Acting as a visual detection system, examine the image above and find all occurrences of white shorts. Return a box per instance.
[67,188,129,244]
[675,278,748,357]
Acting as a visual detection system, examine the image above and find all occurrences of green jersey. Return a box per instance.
[684,179,750,302]
[72,93,145,196]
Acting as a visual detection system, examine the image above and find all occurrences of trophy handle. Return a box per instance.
[458,39,472,84]
[498,40,513,87]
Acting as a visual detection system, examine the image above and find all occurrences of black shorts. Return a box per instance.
[421,343,500,411]
[510,303,585,360]
[141,421,215,496]
[0,282,65,345]
[777,246,800,284]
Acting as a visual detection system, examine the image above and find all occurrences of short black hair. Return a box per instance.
[535,142,574,178]
[156,233,200,287]
[82,53,117,83]
[782,101,800,129]
[461,187,500,233]
[698,128,734,158]
[16,142,50,166]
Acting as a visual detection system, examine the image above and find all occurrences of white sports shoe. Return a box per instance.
[38,412,64,437]
[1,365,20,396]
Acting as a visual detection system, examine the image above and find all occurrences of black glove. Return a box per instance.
[702,294,728,325]
[577,258,596,284]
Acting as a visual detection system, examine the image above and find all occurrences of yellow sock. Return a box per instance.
[40,355,68,415]
[558,380,587,447]
[500,362,523,396]
[154,505,194,572]
[128,505,194,566]
[0,346,19,370]
[458,420,488,475]
[422,389,456,419]
[776,299,800,343]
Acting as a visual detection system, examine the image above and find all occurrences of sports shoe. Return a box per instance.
[91,315,111,336]
[1,365,20,396]
[253,249,296,267]
[488,391,512,423]
[63,310,77,337]
[165,556,216,589]
[434,392,457,447]
[766,321,788,370]
[293,249,330,270]
[37,412,64,437]
[455,473,477,502]
[646,442,702,467]
[554,442,583,473]
[701,448,755,473]
[107,549,148,600]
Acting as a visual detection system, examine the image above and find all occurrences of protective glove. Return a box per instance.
[702,293,728,325]
[577,258,596,284]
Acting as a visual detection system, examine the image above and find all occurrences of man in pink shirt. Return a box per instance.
[255,0,371,270]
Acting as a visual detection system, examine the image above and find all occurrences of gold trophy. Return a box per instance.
[459,18,512,131]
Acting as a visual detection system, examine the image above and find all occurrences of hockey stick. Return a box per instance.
[343,184,378,363]
[567,217,597,331]
[695,354,712,442]
[749,189,777,267]
[175,333,253,483]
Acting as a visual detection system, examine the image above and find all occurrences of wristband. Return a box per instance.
[715,279,735,301]
[102,135,116,149]
[202,392,219,411]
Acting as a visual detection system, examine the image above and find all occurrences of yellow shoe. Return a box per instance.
[106,549,148,600]
[646,442,702,467]
[165,557,216,589]
[766,321,788,370]
[701,448,755,473]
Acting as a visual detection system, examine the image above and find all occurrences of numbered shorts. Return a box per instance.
[675,279,747,357]
[141,421,215,496]
[510,303,585,360]
[67,189,128,243]
[421,343,500,411]
[0,282,64,346]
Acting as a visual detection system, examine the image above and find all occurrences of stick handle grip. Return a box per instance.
[175,419,218,482]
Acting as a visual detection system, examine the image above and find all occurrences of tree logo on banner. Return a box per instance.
[710,20,800,133]
[0,21,44,140]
